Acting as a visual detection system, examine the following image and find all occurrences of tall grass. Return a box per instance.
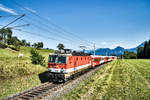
[63,59,150,100]
[0,47,53,99]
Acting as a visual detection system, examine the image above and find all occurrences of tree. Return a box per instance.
[32,42,44,49]
[137,40,150,59]
[26,42,31,47]
[14,40,20,51]
[143,42,148,58]
[57,43,64,50]
[147,45,150,58]
[30,49,45,66]
[32,43,37,48]
[21,39,26,46]
[0,35,3,41]
[137,47,144,59]
[123,51,137,59]
[37,42,43,49]
[148,40,150,45]
[0,28,12,44]
[0,28,7,43]
[10,36,20,45]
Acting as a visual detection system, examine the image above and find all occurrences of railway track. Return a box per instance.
[3,63,109,100]
[4,82,58,100]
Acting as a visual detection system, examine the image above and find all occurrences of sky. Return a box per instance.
[0,0,150,50]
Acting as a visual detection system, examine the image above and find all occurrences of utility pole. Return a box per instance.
[93,43,96,56]
[1,14,25,29]
[79,46,86,53]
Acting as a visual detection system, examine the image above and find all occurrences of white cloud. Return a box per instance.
[25,7,36,13]
[113,44,120,47]
[100,42,107,45]
[0,4,18,15]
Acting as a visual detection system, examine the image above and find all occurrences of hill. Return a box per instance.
[0,47,54,99]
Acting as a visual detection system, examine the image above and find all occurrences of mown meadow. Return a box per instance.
[0,47,54,99]
[63,59,150,100]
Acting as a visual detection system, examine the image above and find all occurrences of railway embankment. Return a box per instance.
[0,47,53,99]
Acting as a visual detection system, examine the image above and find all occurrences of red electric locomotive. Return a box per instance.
[47,51,116,82]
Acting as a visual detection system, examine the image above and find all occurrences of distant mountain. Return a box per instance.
[126,42,146,53]
[88,41,146,56]
[95,46,125,56]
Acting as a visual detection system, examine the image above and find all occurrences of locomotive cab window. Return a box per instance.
[57,56,66,64]
[48,55,66,64]
[48,55,57,63]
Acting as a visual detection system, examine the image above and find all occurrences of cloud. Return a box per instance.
[25,7,36,13]
[0,4,18,15]
[113,44,120,47]
[100,42,107,45]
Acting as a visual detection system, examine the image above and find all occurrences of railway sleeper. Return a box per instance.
[18,96,32,100]
[28,93,39,96]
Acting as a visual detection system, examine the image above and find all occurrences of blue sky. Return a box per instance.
[0,0,150,50]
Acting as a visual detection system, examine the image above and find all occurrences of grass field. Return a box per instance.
[63,59,150,100]
[0,47,54,99]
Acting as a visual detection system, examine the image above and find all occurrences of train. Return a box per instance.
[47,50,117,82]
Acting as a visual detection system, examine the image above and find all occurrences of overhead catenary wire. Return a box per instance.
[10,0,93,46]
[2,13,84,46]
[0,14,22,18]
[1,14,25,29]
[0,13,82,48]
[19,18,82,45]
[24,15,89,46]
[13,29,80,47]
[8,24,30,29]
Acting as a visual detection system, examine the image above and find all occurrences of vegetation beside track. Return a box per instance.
[63,59,150,100]
[0,47,54,99]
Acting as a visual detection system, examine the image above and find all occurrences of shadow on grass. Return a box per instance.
[38,71,51,83]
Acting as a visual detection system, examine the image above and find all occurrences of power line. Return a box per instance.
[9,24,30,29]
[24,15,87,45]
[1,14,25,29]
[13,29,80,47]
[10,0,93,46]
[0,14,22,18]
[19,18,80,44]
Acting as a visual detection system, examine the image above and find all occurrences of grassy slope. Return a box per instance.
[0,47,54,99]
[63,59,150,100]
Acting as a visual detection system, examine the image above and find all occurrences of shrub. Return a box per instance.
[30,49,45,66]
[8,45,20,51]
[0,42,8,48]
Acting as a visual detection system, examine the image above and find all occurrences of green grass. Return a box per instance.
[0,47,54,99]
[63,59,150,100]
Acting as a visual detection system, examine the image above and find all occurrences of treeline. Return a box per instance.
[137,40,150,59]
[123,51,137,59]
[123,40,150,59]
[0,28,44,50]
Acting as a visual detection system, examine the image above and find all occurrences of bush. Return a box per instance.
[30,49,45,66]
[8,45,20,51]
[0,42,8,48]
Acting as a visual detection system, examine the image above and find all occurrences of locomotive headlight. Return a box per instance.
[48,68,51,72]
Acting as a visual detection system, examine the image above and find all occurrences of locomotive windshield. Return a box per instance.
[48,55,66,64]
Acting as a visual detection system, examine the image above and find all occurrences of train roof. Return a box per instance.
[49,53,72,56]
[91,55,116,58]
